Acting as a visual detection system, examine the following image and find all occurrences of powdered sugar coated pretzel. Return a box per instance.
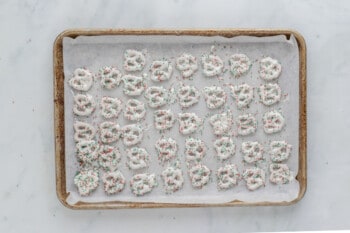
[258,83,282,106]
[176,53,198,78]
[130,173,157,196]
[124,99,146,121]
[74,169,99,196]
[236,114,257,136]
[213,137,236,161]
[122,75,146,96]
[68,68,93,91]
[150,60,173,82]
[188,164,211,189]
[99,66,122,89]
[155,137,178,162]
[202,86,227,109]
[178,112,203,135]
[270,141,292,163]
[259,56,282,81]
[123,49,146,72]
[185,138,207,162]
[98,145,121,171]
[228,54,252,78]
[102,170,126,195]
[76,140,99,164]
[201,54,224,77]
[230,83,254,109]
[209,111,233,135]
[217,164,240,190]
[162,165,184,193]
[241,141,264,164]
[243,167,265,191]
[73,94,96,116]
[263,110,285,134]
[126,147,150,170]
[99,121,121,144]
[154,109,175,130]
[100,96,123,119]
[269,163,294,184]
[122,124,143,146]
[73,121,95,142]
[144,86,169,108]
[177,85,200,108]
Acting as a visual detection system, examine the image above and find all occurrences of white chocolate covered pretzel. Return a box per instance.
[123,49,146,72]
[99,121,121,144]
[74,169,99,196]
[124,99,146,121]
[241,141,264,164]
[73,94,96,116]
[202,86,227,109]
[69,68,93,91]
[230,83,254,109]
[213,137,236,161]
[154,109,175,130]
[100,96,123,119]
[98,145,121,171]
[262,110,285,134]
[209,111,233,135]
[269,163,294,184]
[144,86,169,108]
[269,141,292,163]
[258,83,282,106]
[102,170,126,195]
[155,137,178,162]
[178,112,203,135]
[201,54,224,77]
[228,54,251,78]
[162,166,184,193]
[188,164,211,189]
[130,173,157,196]
[126,147,150,170]
[175,53,198,78]
[217,164,240,190]
[243,167,265,191]
[177,85,200,108]
[76,140,99,164]
[236,114,257,136]
[99,66,122,89]
[122,124,143,146]
[150,60,173,82]
[185,138,207,162]
[122,75,146,96]
[73,121,95,142]
[259,57,282,81]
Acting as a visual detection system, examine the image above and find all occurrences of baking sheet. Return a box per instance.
[63,34,300,205]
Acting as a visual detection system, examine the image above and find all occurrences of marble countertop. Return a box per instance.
[1,0,350,232]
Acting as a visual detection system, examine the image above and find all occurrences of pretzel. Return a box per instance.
[236,114,257,136]
[144,86,169,108]
[228,54,252,78]
[154,109,175,130]
[185,138,207,162]
[217,164,240,190]
[262,110,285,134]
[68,68,93,91]
[124,99,146,121]
[188,164,211,189]
[213,137,236,161]
[230,83,254,109]
[122,124,143,146]
[98,145,121,171]
[162,165,184,193]
[259,57,282,81]
[130,173,157,196]
[126,147,150,170]
[269,163,293,184]
[201,54,224,77]
[269,141,292,163]
[177,85,200,108]
[202,86,227,109]
[178,112,203,135]
[258,83,282,106]
[176,53,198,78]
[150,60,173,82]
[73,121,95,142]
[100,96,123,119]
[209,111,233,135]
[99,66,122,89]
[102,170,126,195]
[74,169,99,196]
[76,140,99,164]
[122,75,146,96]
[99,121,121,144]
[241,141,264,164]
[73,94,96,116]
[242,167,265,191]
[155,137,178,162]
[123,49,146,72]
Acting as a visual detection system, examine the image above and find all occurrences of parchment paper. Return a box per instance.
[63,34,300,205]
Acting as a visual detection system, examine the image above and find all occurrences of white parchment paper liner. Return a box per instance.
[63,34,299,205]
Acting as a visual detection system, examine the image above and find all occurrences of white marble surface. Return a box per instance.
[0,0,350,232]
